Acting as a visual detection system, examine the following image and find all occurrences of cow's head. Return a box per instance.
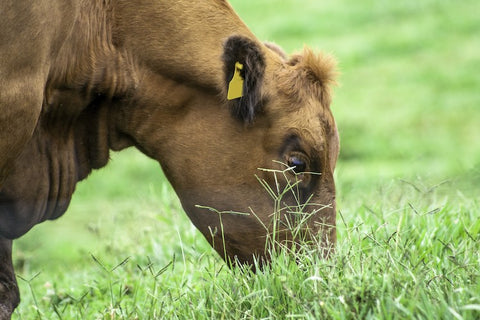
[119,35,339,266]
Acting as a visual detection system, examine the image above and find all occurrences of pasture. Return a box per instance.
[13,0,479,318]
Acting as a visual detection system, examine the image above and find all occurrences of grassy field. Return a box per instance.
[13,0,479,319]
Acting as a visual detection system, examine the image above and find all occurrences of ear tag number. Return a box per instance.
[227,62,244,100]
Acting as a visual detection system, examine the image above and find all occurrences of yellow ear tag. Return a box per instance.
[227,62,244,100]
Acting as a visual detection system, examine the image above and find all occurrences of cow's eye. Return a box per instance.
[287,154,307,174]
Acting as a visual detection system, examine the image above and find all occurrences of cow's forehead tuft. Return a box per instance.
[274,48,337,110]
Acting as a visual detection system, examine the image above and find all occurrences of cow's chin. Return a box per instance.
[211,231,268,269]
[207,222,323,271]
[178,201,270,267]
[179,203,320,270]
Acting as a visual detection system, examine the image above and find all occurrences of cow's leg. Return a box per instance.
[0,237,19,320]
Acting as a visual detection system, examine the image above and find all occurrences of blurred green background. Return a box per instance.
[13,0,479,316]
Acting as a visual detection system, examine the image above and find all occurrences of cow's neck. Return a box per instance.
[42,0,261,180]
[113,0,255,92]
[49,1,255,98]
[47,1,137,100]
[0,98,124,239]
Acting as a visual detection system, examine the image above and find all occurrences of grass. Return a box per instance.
[12,0,480,318]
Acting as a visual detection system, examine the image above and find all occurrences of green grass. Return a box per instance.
[13,0,480,318]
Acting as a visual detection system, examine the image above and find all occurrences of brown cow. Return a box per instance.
[0,0,339,317]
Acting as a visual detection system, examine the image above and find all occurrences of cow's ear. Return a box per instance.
[222,35,266,124]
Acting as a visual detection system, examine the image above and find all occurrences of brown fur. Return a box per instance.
[279,47,338,108]
[0,1,338,317]
[264,42,288,60]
